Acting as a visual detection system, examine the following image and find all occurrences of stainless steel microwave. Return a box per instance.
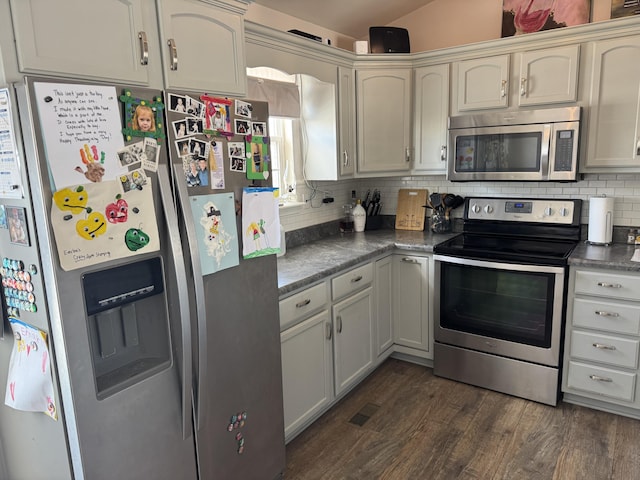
[448,107,580,182]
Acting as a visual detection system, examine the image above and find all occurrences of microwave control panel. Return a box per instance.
[554,130,574,172]
[466,197,579,225]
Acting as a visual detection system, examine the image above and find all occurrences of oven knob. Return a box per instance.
[559,207,570,217]
[471,204,481,214]
[544,207,554,216]
[483,205,494,214]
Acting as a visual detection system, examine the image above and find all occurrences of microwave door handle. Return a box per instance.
[541,124,552,180]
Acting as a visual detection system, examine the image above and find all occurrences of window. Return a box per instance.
[247,67,301,205]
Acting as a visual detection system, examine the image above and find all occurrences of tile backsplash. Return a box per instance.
[280,173,640,236]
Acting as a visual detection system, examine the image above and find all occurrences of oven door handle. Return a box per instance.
[433,254,565,275]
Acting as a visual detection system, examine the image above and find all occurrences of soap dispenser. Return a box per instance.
[353,199,366,232]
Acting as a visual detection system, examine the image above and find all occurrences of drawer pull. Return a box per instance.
[350,275,363,283]
[595,311,620,317]
[295,298,311,308]
[589,374,613,383]
[336,316,343,334]
[325,322,332,340]
[597,282,622,289]
[402,257,419,263]
[592,343,617,351]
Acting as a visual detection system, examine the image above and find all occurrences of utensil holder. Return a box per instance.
[430,212,451,233]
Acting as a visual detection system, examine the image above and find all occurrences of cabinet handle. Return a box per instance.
[592,343,617,351]
[336,316,343,334]
[597,282,622,289]
[500,79,507,98]
[342,150,349,167]
[401,257,419,263]
[138,31,149,66]
[440,145,447,161]
[325,322,332,340]
[405,147,411,163]
[295,298,311,308]
[589,374,613,383]
[520,78,527,96]
[595,310,620,317]
[167,38,178,71]
[350,275,363,283]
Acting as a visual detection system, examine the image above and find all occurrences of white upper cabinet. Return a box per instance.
[338,66,356,178]
[413,64,449,174]
[156,0,248,95]
[454,45,579,113]
[584,35,640,171]
[9,0,162,86]
[517,45,579,106]
[455,54,510,112]
[356,68,412,174]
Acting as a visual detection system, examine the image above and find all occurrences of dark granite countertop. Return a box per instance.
[277,229,458,296]
[569,242,640,272]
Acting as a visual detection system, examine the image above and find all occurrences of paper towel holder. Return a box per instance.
[586,194,614,246]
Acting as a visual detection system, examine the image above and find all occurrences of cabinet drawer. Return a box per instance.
[332,263,373,301]
[570,330,639,369]
[575,270,640,301]
[566,360,636,402]
[280,283,328,330]
[572,298,640,336]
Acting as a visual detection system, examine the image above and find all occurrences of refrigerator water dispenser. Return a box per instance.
[82,257,170,399]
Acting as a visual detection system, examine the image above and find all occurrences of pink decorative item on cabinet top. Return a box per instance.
[501,0,591,37]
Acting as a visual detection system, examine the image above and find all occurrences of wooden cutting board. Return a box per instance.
[395,189,428,231]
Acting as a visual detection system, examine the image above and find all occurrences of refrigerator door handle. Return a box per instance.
[158,165,193,440]
[173,163,208,432]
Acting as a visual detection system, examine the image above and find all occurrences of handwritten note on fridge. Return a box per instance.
[33,82,126,190]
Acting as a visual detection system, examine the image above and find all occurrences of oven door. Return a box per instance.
[434,254,566,367]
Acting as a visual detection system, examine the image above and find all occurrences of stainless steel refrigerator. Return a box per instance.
[0,76,285,480]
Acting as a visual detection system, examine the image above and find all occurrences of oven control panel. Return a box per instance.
[466,197,579,224]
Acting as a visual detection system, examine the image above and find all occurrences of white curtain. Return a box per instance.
[247,76,300,118]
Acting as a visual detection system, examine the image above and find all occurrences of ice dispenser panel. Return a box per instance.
[82,257,171,399]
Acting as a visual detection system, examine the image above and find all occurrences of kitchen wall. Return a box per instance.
[281,174,640,234]
[246,0,616,53]
[247,0,640,236]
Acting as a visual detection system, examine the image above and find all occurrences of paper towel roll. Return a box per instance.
[588,196,614,244]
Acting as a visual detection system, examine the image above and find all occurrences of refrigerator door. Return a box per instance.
[11,77,197,480]
[166,90,285,480]
[0,86,73,480]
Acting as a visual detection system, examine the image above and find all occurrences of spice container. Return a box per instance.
[628,229,637,245]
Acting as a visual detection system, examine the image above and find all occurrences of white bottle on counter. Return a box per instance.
[353,199,366,232]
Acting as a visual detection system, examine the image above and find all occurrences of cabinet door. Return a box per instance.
[333,287,374,396]
[280,310,333,441]
[9,0,160,85]
[374,256,393,356]
[338,66,356,178]
[157,0,247,96]
[517,45,579,106]
[585,35,640,170]
[456,55,509,111]
[356,69,412,173]
[393,255,429,352]
[413,64,449,174]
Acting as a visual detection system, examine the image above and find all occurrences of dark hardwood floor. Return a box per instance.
[284,359,640,480]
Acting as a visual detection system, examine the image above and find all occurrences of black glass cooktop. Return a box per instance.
[434,233,578,266]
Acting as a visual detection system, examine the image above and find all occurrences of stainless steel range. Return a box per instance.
[433,197,582,406]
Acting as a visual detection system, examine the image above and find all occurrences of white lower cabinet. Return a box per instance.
[562,268,640,416]
[374,255,394,356]
[280,261,375,441]
[280,309,333,441]
[393,253,431,356]
[333,287,374,396]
